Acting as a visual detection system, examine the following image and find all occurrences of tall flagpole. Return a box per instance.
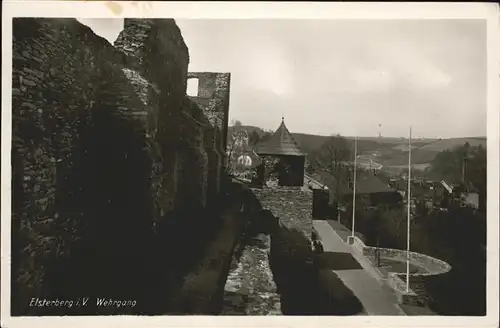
[406,126,412,293]
[351,136,358,238]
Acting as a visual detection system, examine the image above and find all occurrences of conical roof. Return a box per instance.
[255,118,305,156]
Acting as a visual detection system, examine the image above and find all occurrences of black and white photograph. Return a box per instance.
[1,1,499,328]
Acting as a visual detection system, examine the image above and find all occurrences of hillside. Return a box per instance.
[290,133,330,154]
[379,137,486,166]
[416,137,486,152]
[227,125,271,136]
[226,125,485,167]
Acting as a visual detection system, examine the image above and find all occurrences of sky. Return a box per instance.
[78,18,487,139]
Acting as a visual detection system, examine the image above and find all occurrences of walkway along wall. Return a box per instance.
[11,18,230,315]
[348,236,452,307]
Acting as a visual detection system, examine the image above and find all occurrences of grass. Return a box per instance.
[365,256,425,278]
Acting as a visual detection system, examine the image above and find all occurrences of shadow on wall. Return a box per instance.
[239,191,363,315]
[236,193,363,315]
[164,181,248,315]
[268,225,364,315]
[11,99,157,314]
[10,18,231,316]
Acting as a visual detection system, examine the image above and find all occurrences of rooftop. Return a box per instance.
[313,170,397,196]
[254,118,305,156]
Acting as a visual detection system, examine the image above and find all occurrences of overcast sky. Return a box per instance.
[79,18,486,138]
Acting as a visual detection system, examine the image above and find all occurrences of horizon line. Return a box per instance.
[228,124,486,140]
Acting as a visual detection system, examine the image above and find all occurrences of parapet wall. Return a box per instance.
[251,187,313,239]
[11,18,230,315]
[348,236,451,307]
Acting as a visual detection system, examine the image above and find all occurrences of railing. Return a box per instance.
[347,235,452,306]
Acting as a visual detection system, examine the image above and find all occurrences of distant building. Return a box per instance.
[304,172,328,190]
[304,173,330,219]
[313,170,403,208]
[228,129,262,173]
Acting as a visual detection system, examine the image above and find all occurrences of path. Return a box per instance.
[313,220,405,316]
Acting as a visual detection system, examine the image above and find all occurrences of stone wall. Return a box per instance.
[348,236,451,307]
[222,234,281,315]
[11,18,230,315]
[251,187,313,239]
[187,72,231,206]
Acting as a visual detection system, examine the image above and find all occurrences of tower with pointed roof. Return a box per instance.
[254,118,306,186]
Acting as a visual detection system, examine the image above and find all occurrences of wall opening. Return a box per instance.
[186,78,199,97]
[77,18,125,44]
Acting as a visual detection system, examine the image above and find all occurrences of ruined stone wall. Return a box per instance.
[188,72,231,203]
[11,18,229,315]
[251,188,313,239]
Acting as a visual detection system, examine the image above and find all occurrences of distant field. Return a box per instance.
[227,125,485,167]
[392,144,420,151]
[378,149,440,166]
[384,163,432,172]
[416,137,486,152]
[378,137,486,166]
[292,133,330,153]
[292,133,434,155]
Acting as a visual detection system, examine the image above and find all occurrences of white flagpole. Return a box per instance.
[351,136,358,238]
[406,126,412,293]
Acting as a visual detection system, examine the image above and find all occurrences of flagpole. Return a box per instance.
[406,126,412,293]
[351,136,358,238]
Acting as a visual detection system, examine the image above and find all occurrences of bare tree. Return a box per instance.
[313,135,352,220]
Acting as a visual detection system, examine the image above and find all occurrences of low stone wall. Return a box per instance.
[221,234,281,315]
[251,187,313,239]
[348,236,451,307]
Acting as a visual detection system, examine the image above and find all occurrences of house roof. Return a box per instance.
[313,170,397,196]
[254,118,305,156]
[441,180,454,194]
[304,172,329,190]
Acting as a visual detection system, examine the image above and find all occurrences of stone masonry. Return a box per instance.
[251,188,313,239]
[187,72,231,205]
[11,18,230,315]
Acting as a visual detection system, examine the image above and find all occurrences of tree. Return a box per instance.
[234,120,242,127]
[429,143,486,212]
[311,135,352,220]
[248,130,261,146]
[467,144,486,212]
[260,130,273,144]
[428,142,484,185]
